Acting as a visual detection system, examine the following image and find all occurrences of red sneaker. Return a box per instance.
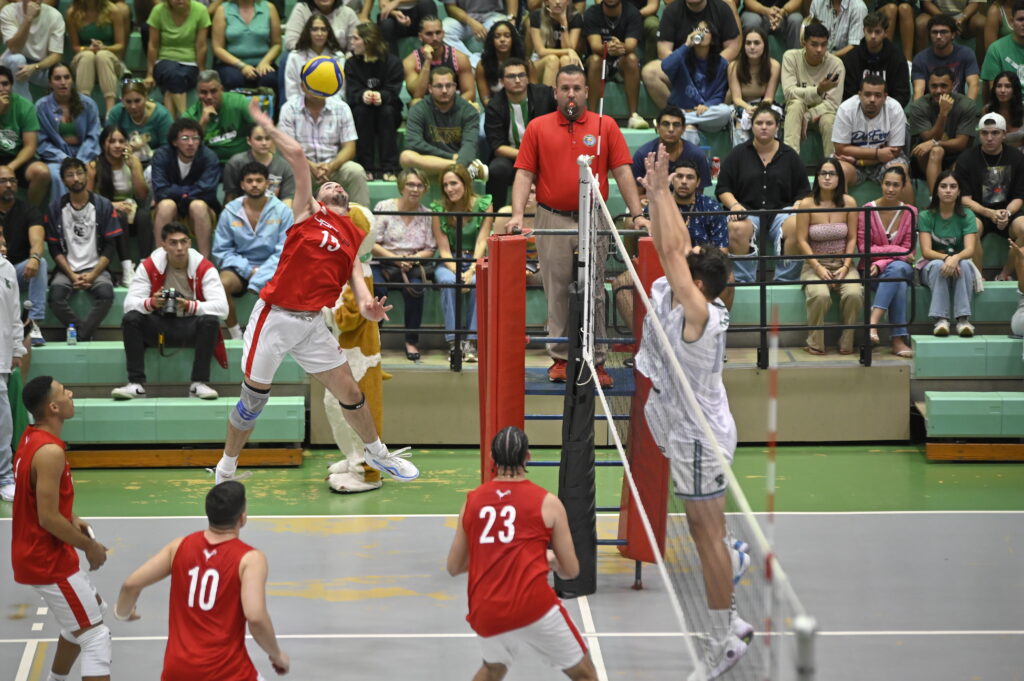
[547,359,568,382]
[595,364,614,388]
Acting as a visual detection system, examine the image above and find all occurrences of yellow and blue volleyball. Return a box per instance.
[301,56,344,98]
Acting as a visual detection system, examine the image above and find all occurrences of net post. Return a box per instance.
[617,237,669,564]
[477,257,490,480]
[794,615,818,681]
[479,235,527,483]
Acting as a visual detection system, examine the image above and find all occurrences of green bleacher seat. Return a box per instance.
[912,336,1024,378]
[924,391,1024,438]
[60,396,305,444]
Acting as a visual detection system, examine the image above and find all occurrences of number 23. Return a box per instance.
[479,505,516,544]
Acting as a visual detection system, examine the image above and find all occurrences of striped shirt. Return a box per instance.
[278,98,357,165]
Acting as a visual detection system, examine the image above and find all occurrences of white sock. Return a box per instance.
[48,673,69,681]
[218,453,237,473]
[228,324,241,337]
[365,439,385,457]
[121,259,133,274]
[710,609,731,642]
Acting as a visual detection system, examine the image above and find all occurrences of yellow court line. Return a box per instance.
[29,641,49,681]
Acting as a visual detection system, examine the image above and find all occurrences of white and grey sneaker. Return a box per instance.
[365,445,419,481]
[0,483,14,502]
[111,383,146,400]
[467,158,489,182]
[956,318,975,337]
[189,382,219,399]
[731,545,750,585]
[933,318,950,337]
[687,633,749,681]
[29,320,45,346]
[208,466,253,485]
[732,615,754,645]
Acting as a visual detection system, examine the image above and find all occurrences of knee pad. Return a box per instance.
[230,383,270,431]
[77,624,112,677]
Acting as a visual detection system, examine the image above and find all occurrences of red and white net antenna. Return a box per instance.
[763,305,779,681]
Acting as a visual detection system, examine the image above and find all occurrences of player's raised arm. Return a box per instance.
[115,537,183,621]
[247,98,316,222]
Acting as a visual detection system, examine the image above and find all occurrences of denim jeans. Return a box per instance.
[435,261,477,343]
[921,259,974,320]
[733,212,800,283]
[870,260,913,337]
[14,258,47,321]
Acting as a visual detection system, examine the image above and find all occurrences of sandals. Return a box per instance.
[868,330,880,346]
[802,346,826,356]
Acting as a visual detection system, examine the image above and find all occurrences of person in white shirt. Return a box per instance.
[0,232,26,503]
[0,0,65,100]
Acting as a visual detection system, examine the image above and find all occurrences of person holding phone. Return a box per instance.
[780,22,844,157]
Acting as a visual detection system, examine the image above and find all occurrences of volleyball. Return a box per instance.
[301,56,343,98]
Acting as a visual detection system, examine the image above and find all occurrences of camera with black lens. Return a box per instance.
[159,288,182,315]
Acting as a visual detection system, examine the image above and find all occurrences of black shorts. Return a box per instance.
[979,210,1024,237]
[222,266,251,295]
[0,157,36,187]
[153,60,199,94]
[170,196,221,219]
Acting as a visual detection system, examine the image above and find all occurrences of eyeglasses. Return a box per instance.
[431,82,456,90]
[404,182,425,190]
[503,72,528,80]
[178,135,201,143]
[819,170,839,177]
[0,178,16,185]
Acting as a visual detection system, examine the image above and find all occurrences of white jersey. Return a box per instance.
[635,277,737,461]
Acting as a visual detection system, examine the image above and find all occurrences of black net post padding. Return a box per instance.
[555,279,597,598]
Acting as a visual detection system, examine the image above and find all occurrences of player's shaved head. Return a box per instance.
[207,481,247,529]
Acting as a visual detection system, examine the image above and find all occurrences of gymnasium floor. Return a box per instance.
[2,446,1023,681]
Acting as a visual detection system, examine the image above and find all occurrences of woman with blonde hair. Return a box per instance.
[529,0,582,86]
[105,80,174,166]
[67,0,127,113]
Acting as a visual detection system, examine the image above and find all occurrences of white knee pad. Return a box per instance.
[229,383,270,431]
[77,624,112,677]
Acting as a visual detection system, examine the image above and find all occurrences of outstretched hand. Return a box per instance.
[640,144,671,196]
[360,296,393,322]
[248,97,274,132]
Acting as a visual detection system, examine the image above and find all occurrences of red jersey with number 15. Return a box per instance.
[463,479,560,637]
[260,202,363,311]
[162,531,257,681]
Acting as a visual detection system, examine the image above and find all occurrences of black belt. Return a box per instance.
[538,203,579,218]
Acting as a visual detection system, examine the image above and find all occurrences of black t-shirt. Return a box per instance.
[0,198,43,263]
[582,3,644,48]
[529,9,584,49]
[954,145,1024,210]
[658,0,739,50]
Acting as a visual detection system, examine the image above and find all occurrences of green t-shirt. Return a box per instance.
[430,194,493,251]
[148,0,212,64]
[905,93,978,146]
[980,35,1024,81]
[918,207,978,256]
[106,101,174,163]
[184,91,253,163]
[0,94,39,160]
[78,20,116,46]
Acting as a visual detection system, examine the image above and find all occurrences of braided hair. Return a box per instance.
[491,426,529,474]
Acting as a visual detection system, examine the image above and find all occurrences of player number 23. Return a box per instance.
[479,505,516,544]
[187,566,220,611]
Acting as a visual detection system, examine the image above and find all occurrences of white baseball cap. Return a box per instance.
[978,112,1007,131]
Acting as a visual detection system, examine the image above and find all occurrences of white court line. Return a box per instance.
[578,596,609,681]
[13,640,37,681]
[35,608,47,616]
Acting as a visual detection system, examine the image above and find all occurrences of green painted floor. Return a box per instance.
[2,445,1022,518]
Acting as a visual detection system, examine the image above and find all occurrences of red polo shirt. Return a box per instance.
[514,108,632,212]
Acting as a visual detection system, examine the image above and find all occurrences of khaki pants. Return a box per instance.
[535,206,608,364]
[784,99,836,157]
[801,260,863,352]
[71,50,124,101]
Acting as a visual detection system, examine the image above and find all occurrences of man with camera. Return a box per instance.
[112,223,228,400]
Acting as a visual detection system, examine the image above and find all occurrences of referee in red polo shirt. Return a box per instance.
[505,64,649,387]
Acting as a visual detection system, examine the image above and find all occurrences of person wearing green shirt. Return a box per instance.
[185,71,255,164]
[106,80,174,166]
[0,66,50,207]
[146,0,212,118]
[980,0,1024,90]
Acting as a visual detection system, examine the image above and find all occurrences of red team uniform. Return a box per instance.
[463,480,587,666]
[163,531,259,681]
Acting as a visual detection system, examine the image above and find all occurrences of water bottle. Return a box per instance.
[711,157,721,180]
[67,323,77,345]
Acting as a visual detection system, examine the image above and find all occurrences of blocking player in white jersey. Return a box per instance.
[635,144,752,681]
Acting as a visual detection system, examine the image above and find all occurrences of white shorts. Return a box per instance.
[243,299,348,384]
[32,570,105,631]
[478,604,588,671]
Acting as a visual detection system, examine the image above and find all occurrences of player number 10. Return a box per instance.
[187,566,220,611]
[478,505,516,544]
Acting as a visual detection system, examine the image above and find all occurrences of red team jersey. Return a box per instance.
[463,480,560,637]
[163,532,258,681]
[11,427,79,585]
[260,202,363,311]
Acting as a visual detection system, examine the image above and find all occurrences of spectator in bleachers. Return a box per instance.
[858,164,917,358]
[279,80,370,206]
[371,168,436,362]
[806,0,867,58]
[642,0,740,110]
[841,11,910,108]
[285,0,359,51]
[0,67,50,208]
[68,0,127,115]
[983,71,1024,146]
[529,0,583,87]
[44,158,119,342]
[368,0,438,56]
[740,0,802,52]
[476,20,530,105]
[793,156,863,355]
[833,74,914,204]
[431,163,492,362]
[877,0,916,63]
[284,13,346,104]
[346,21,405,181]
[912,13,979,101]
[0,228,24,503]
[106,81,174,167]
[87,125,153,278]
[146,0,212,119]
[185,71,256,166]
[151,118,221,256]
[212,0,283,94]
[400,67,487,180]
[661,20,731,144]
[440,0,511,68]
[583,0,647,130]
[918,169,980,337]
[223,125,296,205]
[625,0,661,61]
[403,16,476,105]
[916,0,987,67]
[985,0,1018,60]
[727,27,780,146]
[0,165,46,346]
[955,111,1024,279]
[36,65,102,204]
[716,102,809,283]
[981,0,1024,92]
[213,161,292,339]
[631,106,711,196]
[484,57,556,209]
[0,0,65,101]
[112,221,227,400]
[781,22,843,158]
[906,66,978,195]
